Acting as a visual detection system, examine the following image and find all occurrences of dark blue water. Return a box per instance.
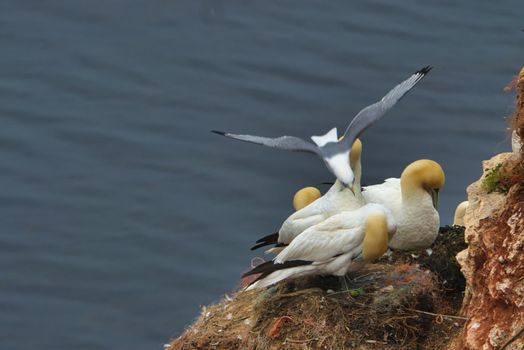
[1,1,522,349]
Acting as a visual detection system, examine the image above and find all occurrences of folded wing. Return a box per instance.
[274,212,364,263]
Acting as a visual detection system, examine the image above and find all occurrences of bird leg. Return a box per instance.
[339,275,350,291]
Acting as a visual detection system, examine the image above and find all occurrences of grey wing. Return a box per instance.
[342,66,432,146]
[211,130,320,154]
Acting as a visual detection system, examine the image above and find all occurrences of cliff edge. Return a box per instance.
[167,67,524,350]
[451,68,524,350]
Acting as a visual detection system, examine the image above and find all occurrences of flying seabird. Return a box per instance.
[243,203,396,290]
[251,139,365,253]
[212,66,432,188]
[362,159,445,251]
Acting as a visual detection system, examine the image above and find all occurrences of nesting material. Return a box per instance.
[168,257,465,350]
[383,226,467,306]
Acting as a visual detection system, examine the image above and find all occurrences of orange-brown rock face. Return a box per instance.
[513,68,524,141]
[456,154,524,350]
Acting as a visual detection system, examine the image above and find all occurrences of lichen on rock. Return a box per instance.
[454,164,524,349]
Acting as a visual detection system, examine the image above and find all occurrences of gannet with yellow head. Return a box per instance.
[362,159,445,251]
[251,139,365,252]
[293,187,322,211]
[243,203,396,290]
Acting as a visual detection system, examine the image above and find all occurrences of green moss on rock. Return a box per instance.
[482,163,509,194]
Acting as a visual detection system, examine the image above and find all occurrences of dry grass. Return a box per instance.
[382,226,467,307]
[168,227,467,350]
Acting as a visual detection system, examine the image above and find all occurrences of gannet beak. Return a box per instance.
[344,180,356,195]
[339,176,356,193]
[430,188,440,209]
[350,178,358,195]
[339,182,354,193]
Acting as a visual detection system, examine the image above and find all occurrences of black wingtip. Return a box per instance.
[242,259,312,278]
[250,241,274,251]
[417,65,433,76]
[210,130,226,136]
[255,232,279,244]
[251,232,280,251]
[242,260,274,278]
[249,242,287,251]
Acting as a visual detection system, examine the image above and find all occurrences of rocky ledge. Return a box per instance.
[167,67,524,350]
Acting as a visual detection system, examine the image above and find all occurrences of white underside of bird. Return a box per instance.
[275,181,364,247]
[259,138,365,254]
[213,66,432,186]
[362,179,439,250]
[245,203,396,290]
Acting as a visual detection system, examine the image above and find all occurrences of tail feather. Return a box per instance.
[250,232,279,251]
[255,232,279,244]
[265,247,285,254]
[242,260,274,278]
[246,264,316,290]
[242,259,311,278]
[264,242,288,254]
[250,241,275,251]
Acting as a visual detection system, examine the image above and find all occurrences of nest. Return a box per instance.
[382,226,467,307]
[168,228,467,350]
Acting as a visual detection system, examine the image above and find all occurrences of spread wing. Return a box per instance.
[342,66,432,147]
[211,130,320,154]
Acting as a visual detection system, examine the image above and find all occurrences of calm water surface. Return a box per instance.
[1,1,523,349]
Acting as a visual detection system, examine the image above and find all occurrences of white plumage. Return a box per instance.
[253,139,364,253]
[362,160,445,251]
[246,203,396,290]
[311,127,338,147]
[277,180,365,247]
[453,201,468,226]
[213,66,432,187]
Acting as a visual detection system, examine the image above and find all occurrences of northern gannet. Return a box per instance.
[293,187,322,211]
[362,159,445,251]
[453,201,468,227]
[212,66,432,188]
[243,203,396,290]
[251,139,364,252]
